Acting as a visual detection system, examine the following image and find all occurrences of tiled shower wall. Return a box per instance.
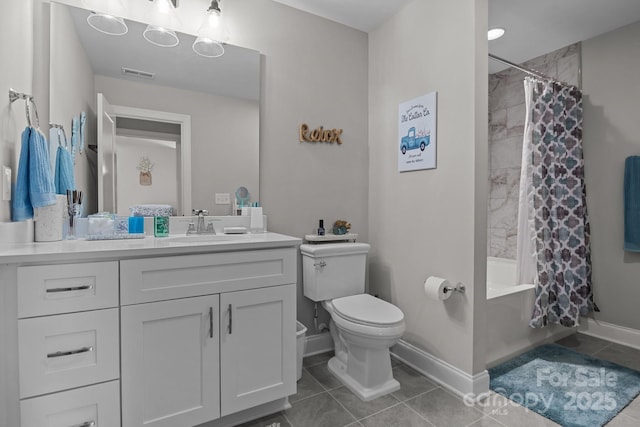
[488,43,581,259]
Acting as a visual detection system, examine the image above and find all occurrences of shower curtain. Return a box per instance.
[516,77,594,328]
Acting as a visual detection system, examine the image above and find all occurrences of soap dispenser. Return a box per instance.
[317,219,325,236]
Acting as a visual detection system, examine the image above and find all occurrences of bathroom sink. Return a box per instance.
[166,234,252,243]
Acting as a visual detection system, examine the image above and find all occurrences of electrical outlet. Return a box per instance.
[215,193,231,205]
[2,166,11,201]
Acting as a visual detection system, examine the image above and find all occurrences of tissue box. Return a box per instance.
[88,212,115,236]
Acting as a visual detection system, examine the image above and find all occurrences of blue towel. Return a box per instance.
[55,145,75,195]
[624,156,640,251]
[71,115,79,160]
[12,127,56,221]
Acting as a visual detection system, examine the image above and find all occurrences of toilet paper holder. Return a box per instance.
[444,283,466,295]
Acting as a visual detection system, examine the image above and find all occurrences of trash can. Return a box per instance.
[296,321,307,381]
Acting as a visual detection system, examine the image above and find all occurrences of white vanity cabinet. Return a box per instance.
[15,261,121,427]
[119,247,297,427]
[0,233,300,427]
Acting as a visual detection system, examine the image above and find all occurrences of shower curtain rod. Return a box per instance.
[488,53,574,88]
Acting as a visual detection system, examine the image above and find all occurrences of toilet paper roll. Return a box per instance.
[424,276,452,301]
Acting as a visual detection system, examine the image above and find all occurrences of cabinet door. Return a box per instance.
[121,295,220,427]
[220,284,296,416]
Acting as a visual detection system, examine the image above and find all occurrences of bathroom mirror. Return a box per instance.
[49,1,260,216]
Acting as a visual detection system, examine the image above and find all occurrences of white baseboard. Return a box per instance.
[391,340,489,401]
[304,332,334,357]
[578,317,640,350]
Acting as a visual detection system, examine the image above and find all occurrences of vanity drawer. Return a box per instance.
[18,262,119,318]
[20,380,120,427]
[18,308,119,399]
[120,248,296,305]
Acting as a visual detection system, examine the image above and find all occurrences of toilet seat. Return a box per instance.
[332,294,404,327]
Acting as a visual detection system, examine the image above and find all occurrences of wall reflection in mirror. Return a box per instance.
[49,1,260,217]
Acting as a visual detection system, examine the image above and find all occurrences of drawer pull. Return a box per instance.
[47,346,94,358]
[70,421,96,427]
[209,306,214,339]
[46,285,93,293]
[228,304,233,335]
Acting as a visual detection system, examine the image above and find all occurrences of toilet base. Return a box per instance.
[327,356,400,402]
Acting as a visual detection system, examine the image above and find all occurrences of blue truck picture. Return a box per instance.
[400,127,430,155]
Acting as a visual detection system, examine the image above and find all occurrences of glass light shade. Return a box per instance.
[196,9,230,44]
[192,37,225,58]
[143,25,179,47]
[148,0,182,31]
[87,12,128,35]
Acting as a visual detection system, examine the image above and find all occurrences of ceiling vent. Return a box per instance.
[121,67,156,80]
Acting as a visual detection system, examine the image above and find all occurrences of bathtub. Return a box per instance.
[486,257,569,366]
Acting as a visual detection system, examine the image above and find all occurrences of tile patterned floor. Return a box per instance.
[237,334,640,427]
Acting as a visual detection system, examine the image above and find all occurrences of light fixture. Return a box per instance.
[488,28,505,41]
[144,0,181,47]
[193,0,230,58]
[84,0,128,35]
[87,13,128,35]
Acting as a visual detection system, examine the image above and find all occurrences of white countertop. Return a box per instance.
[0,232,302,264]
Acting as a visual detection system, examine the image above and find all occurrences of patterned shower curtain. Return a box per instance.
[521,77,594,328]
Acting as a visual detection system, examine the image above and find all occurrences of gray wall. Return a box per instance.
[368,0,488,375]
[582,21,640,331]
[0,0,33,222]
[488,44,581,259]
[228,1,370,333]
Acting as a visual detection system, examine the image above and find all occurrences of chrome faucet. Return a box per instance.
[187,209,215,235]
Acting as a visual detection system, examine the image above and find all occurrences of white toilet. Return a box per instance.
[301,243,405,401]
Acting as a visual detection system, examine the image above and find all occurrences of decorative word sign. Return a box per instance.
[299,124,343,145]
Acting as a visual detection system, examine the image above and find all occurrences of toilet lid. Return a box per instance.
[332,294,404,327]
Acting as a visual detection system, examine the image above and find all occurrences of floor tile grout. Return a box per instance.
[325,388,360,426]
[400,400,437,426]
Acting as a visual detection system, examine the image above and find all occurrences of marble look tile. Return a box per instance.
[555,333,611,355]
[490,137,520,170]
[329,386,400,420]
[620,395,640,420]
[306,361,344,390]
[490,168,520,200]
[303,351,334,368]
[557,54,580,87]
[489,228,508,259]
[506,103,526,139]
[489,227,518,260]
[285,392,357,427]
[490,108,508,142]
[405,388,484,427]
[390,365,438,401]
[492,78,526,111]
[489,198,518,231]
[360,403,433,427]
[593,343,640,371]
[290,368,326,403]
[236,412,291,427]
[605,413,640,427]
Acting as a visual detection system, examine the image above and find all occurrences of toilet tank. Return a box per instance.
[300,243,370,301]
